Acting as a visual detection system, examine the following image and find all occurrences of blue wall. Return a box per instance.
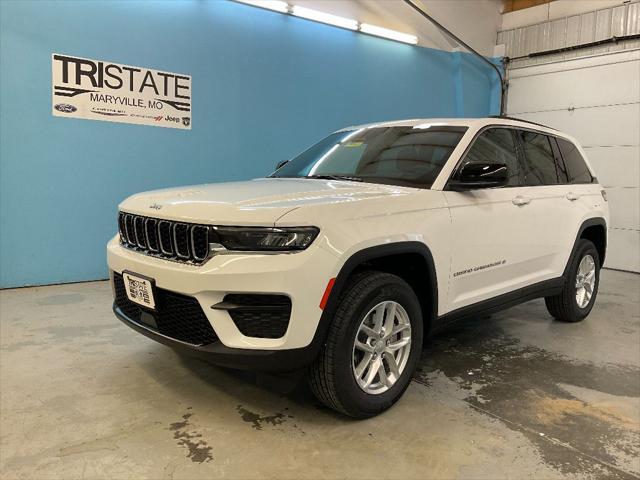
[0,0,500,288]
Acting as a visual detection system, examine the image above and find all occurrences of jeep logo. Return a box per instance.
[164,115,180,123]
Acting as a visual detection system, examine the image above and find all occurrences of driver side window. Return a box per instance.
[463,128,521,186]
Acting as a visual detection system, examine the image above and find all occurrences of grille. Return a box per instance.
[118,212,210,264]
[113,273,219,346]
[223,294,291,339]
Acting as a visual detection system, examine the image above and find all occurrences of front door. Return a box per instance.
[444,127,549,312]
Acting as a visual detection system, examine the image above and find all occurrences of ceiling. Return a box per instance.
[272,0,504,57]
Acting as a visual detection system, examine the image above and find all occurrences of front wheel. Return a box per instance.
[308,271,423,418]
[545,239,600,322]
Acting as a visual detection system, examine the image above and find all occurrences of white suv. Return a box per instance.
[108,117,609,417]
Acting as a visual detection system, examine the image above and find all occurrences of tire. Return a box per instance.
[545,239,600,322]
[308,270,423,418]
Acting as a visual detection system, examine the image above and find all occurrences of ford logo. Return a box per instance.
[54,103,77,113]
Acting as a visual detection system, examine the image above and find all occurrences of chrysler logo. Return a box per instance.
[149,203,163,210]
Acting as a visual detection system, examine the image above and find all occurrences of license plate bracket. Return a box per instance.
[122,271,157,311]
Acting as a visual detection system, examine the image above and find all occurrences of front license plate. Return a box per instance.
[122,272,156,310]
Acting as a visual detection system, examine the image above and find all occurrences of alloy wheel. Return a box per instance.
[575,254,596,308]
[351,301,412,395]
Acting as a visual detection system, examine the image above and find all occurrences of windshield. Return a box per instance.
[271,125,468,188]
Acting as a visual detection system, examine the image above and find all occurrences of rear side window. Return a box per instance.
[462,128,521,186]
[556,138,593,183]
[518,130,559,185]
[550,137,569,183]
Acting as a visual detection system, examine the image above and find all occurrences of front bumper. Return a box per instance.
[113,303,319,371]
[107,235,339,360]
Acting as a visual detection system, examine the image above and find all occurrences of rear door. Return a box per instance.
[553,136,607,265]
[514,129,589,279]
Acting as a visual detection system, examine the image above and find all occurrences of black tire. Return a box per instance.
[545,239,600,322]
[308,270,423,418]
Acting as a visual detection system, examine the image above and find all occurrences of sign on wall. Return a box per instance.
[52,54,191,130]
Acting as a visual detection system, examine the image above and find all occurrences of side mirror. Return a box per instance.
[448,162,508,191]
[275,160,289,171]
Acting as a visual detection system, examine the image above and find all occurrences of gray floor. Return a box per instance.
[1,270,638,480]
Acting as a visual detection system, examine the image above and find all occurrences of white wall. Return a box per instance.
[294,0,503,56]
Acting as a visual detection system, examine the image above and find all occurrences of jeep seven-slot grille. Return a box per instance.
[118,212,210,264]
[113,273,219,346]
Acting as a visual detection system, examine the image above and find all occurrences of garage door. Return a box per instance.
[506,49,640,272]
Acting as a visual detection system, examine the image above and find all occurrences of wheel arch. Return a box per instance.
[564,217,607,276]
[319,242,439,341]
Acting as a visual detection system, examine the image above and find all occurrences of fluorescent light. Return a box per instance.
[234,2,419,46]
[360,23,418,45]
[291,6,358,31]
[234,0,289,14]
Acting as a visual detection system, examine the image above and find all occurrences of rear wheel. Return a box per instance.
[545,239,600,322]
[308,271,423,418]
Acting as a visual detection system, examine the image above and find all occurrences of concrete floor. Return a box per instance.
[1,270,638,480]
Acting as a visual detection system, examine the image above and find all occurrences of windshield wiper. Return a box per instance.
[305,174,364,182]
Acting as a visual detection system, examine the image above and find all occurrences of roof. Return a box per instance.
[338,116,562,137]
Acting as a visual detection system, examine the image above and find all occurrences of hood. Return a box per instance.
[119,178,414,225]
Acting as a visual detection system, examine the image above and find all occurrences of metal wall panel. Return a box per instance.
[566,15,581,47]
[594,8,611,42]
[550,18,566,50]
[628,2,640,35]
[524,24,540,53]
[579,11,596,45]
[612,5,627,37]
[498,1,640,66]
[539,21,552,52]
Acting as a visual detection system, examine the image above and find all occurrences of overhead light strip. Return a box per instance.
[233,0,418,45]
[234,0,289,13]
[360,23,418,45]
[291,6,358,31]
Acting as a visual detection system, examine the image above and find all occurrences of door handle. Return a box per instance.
[566,192,579,201]
[512,195,531,206]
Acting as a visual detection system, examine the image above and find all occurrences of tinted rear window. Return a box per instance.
[556,137,593,184]
[519,130,559,185]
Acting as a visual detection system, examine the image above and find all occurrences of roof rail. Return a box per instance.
[489,115,557,131]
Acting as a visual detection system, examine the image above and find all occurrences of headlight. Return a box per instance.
[212,226,319,251]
